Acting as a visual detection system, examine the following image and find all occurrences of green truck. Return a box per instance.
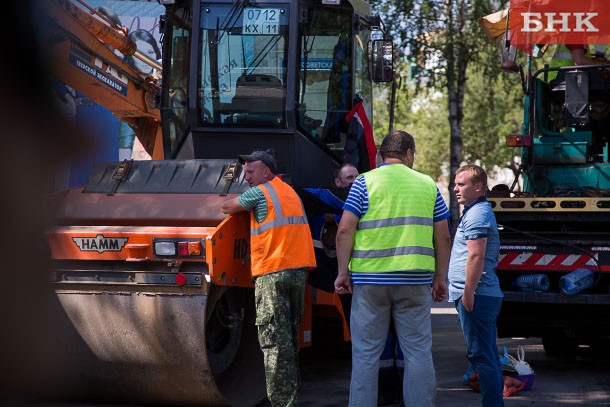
[489,47,610,356]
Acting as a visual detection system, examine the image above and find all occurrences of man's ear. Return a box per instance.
[405,149,414,168]
[334,178,341,187]
[475,181,483,192]
[264,166,274,180]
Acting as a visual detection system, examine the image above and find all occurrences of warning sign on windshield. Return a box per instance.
[243,8,281,35]
[510,0,610,52]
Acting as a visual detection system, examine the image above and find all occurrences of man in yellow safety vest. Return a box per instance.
[548,44,610,82]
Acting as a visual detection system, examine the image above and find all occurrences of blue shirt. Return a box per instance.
[343,164,450,285]
[448,196,503,301]
[303,187,346,212]
[302,187,346,243]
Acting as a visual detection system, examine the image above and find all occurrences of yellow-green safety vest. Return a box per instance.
[349,164,437,274]
[547,44,609,82]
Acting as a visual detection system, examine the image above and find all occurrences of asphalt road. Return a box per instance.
[24,303,610,407]
[299,302,610,407]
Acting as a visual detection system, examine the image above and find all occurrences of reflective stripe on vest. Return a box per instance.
[554,52,573,60]
[350,165,436,274]
[352,245,435,259]
[250,182,308,236]
[358,216,433,230]
[546,44,610,82]
[548,44,574,82]
[593,44,607,59]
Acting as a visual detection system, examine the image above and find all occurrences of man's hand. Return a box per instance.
[463,237,486,312]
[461,291,475,312]
[432,278,447,302]
[334,273,352,295]
[221,197,244,214]
[335,210,358,295]
[432,219,450,302]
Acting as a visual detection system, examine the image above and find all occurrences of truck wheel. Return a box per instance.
[542,328,578,358]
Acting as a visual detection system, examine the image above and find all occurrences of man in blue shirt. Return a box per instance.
[298,163,358,290]
[297,163,359,328]
[300,163,359,256]
[448,164,504,407]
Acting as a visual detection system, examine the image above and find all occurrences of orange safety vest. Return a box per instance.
[250,177,316,277]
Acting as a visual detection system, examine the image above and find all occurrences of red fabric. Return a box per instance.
[345,102,376,169]
[467,371,481,392]
[509,0,610,52]
[467,372,527,398]
[503,375,527,397]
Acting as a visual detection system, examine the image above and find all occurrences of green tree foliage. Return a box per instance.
[373,61,522,182]
[370,0,520,224]
[461,62,523,175]
[374,81,449,181]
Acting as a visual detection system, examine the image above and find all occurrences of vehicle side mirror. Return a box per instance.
[369,39,393,83]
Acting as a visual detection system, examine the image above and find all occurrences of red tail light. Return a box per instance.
[154,239,203,258]
[178,242,189,256]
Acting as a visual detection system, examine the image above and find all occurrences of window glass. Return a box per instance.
[158,5,193,159]
[199,4,289,127]
[297,9,373,161]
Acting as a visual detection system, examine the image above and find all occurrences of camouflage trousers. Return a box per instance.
[254,268,307,407]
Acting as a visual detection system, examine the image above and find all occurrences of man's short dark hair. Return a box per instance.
[379,130,415,160]
[238,149,278,174]
[333,162,356,180]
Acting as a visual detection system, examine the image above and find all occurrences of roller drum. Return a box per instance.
[51,285,264,406]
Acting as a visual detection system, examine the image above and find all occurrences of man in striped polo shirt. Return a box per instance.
[334,130,451,407]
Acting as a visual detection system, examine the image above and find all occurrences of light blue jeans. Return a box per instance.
[349,284,435,407]
[456,295,504,407]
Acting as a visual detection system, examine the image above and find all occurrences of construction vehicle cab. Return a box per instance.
[162,0,385,182]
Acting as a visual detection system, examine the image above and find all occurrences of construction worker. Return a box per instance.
[221,149,316,407]
[334,130,451,407]
[547,44,610,82]
[297,163,359,326]
[299,162,411,406]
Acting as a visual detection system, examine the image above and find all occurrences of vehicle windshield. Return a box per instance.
[199,3,289,127]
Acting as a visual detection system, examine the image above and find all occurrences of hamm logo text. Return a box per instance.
[73,235,129,253]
